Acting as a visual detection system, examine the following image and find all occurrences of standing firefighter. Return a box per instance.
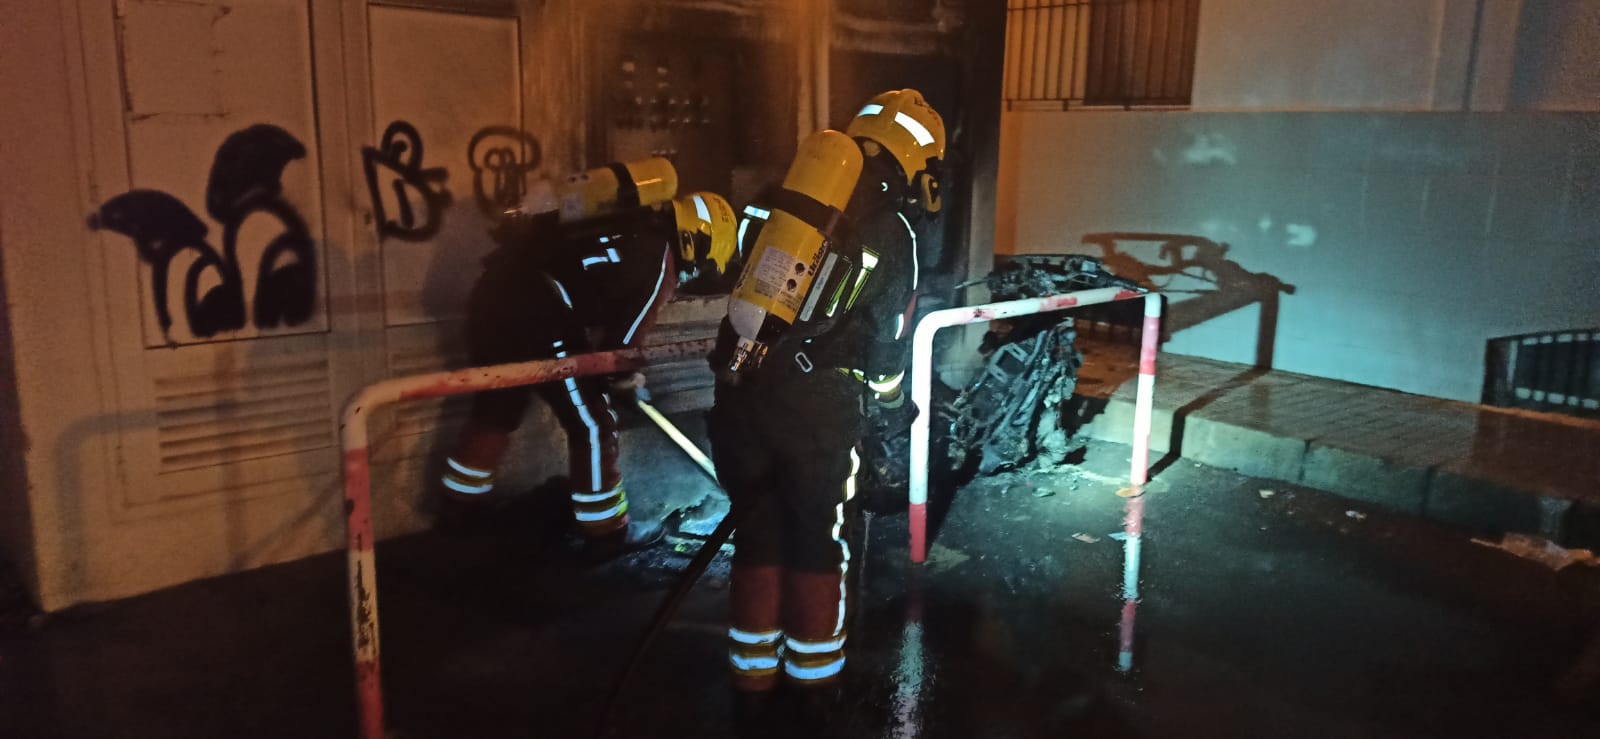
[443,157,737,553]
[707,89,945,730]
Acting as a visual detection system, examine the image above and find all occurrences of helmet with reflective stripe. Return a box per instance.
[845,89,946,210]
[671,191,738,280]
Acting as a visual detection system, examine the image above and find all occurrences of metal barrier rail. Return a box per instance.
[338,339,714,739]
[908,288,1161,563]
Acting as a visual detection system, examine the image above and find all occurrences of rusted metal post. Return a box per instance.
[339,339,713,739]
[1117,493,1146,673]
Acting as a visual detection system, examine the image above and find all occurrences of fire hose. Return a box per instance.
[593,398,743,739]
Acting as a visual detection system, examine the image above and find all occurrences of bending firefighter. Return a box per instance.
[707,89,945,729]
[443,157,737,552]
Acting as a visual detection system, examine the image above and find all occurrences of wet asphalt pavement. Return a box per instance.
[3,415,1599,738]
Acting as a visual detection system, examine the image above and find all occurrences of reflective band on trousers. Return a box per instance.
[729,627,783,646]
[868,371,904,394]
[844,447,860,507]
[571,485,627,523]
[896,212,919,290]
[574,501,627,522]
[785,655,845,681]
[729,627,784,676]
[729,651,780,672]
[447,458,493,479]
[442,457,494,494]
[550,277,574,308]
[442,477,494,495]
[786,635,846,654]
[571,487,623,504]
[827,449,859,637]
[622,252,667,346]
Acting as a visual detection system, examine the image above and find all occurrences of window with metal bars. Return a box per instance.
[1004,0,1200,110]
[1485,329,1600,419]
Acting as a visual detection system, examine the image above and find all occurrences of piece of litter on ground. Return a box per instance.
[1471,533,1600,571]
[1116,486,1144,498]
[1345,510,1367,521]
[1032,488,1056,498]
[1108,532,1130,541]
[1258,489,1276,499]
[1071,533,1100,544]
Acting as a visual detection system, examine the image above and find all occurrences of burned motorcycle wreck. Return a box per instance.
[859,255,1144,506]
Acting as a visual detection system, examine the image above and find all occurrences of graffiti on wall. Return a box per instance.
[361,120,452,242]
[88,124,318,339]
[466,126,541,217]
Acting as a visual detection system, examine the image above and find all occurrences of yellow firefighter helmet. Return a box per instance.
[845,88,947,211]
[671,191,738,279]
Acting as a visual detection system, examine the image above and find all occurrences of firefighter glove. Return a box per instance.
[608,371,652,405]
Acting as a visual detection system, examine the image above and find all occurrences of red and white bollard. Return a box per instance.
[1115,295,1161,671]
[1128,294,1162,493]
[338,340,713,739]
[907,288,1160,563]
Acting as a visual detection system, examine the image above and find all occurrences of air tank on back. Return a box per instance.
[724,130,864,374]
[505,157,679,224]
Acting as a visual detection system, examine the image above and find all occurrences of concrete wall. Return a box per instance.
[1512,0,1600,110]
[0,204,40,601]
[1191,0,1463,110]
[1190,0,1600,112]
[1,0,115,611]
[998,110,1599,401]
[996,0,1600,402]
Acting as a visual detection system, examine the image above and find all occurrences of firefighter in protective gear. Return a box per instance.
[707,89,945,730]
[444,167,737,551]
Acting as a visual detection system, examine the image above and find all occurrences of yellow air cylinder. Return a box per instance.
[531,157,678,223]
[725,130,864,373]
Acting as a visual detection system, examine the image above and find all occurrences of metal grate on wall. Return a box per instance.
[1004,0,1200,110]
[388,345,473,438]
[1485,329,1600,418]
[155,358,334,474]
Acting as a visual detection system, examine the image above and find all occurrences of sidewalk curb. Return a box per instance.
[1077,394,1581,542]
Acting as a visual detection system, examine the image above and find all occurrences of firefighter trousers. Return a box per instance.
[707,371,865,690]
[444,271,629,535]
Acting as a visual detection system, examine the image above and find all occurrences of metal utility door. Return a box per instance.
[366,5,525,327]
[88,0,351,509]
